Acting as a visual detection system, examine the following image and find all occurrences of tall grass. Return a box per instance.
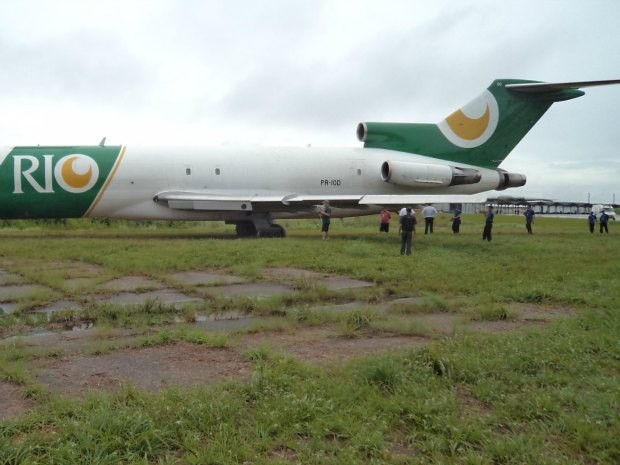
[0,215,618,463]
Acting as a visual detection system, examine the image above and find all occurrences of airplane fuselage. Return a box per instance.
[0,145,506,223]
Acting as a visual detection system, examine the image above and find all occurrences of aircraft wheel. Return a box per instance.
[235,221,257,237]
[270,224,286,238]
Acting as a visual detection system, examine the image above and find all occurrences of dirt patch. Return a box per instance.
[0,381,35,421]
[36,342,253,397]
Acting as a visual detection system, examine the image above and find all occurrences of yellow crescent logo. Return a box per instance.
[437,90,499,148]
[61,156,93,189]
[445,105,490,140]
[54,154,99,193]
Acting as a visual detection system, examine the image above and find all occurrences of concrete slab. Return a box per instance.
[96,289,202,306]
[63,278,98,291]
[0,269,25,285]
[99,276,164,292]
[168,271,247,286]
[263,268,324,279]
[317,277,374,290]
[0,284,54,301]
[206,282,293,298]
[46,261,105,278]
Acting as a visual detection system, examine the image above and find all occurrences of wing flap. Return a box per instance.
[154,191,364,211]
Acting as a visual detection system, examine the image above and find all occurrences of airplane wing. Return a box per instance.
[153,190,365,212]
[154,190,486,212]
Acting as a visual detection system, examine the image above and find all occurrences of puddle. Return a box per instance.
[206,283,293,297]
[32,299,81,315]
[168,271,247,286]
[0,302,20,315]
[309,302,371,314]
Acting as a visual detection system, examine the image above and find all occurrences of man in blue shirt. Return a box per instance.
[482,206,495,242]
[599,211,609,234]
[588,211,597,233]
[524,206,535,234]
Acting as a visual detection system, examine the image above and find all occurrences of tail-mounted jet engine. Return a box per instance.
[495,168,527,190]
[380,160,482,188]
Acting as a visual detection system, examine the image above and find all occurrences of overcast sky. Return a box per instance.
[1,0,618,203]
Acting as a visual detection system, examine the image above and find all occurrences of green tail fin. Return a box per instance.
[358,79,586,169]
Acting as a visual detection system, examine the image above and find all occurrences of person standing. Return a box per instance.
[422,204,438,234]
[588,211,597,233]
[379,208,392,233]
[599,211,609,234]
[451,207,462,233]
[482,206,495,241]
[399,207,417,255]
[319,200,332,240]
[524,205,535,234]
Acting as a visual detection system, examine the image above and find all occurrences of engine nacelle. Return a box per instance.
[495,168,527,190]
[381,160,481,188]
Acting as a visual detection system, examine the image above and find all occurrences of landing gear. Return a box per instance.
[235,221,257,237]
[262,223,286,238]
[234,218,286,238]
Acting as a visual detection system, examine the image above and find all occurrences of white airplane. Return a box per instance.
[1,78,618,236]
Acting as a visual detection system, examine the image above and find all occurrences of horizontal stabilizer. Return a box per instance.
[506,79,620,93]
[359,194,487,206]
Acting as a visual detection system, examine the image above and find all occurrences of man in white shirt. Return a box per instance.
[421,204,438,234]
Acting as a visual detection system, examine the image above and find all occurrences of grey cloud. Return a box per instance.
[0,33,149,108]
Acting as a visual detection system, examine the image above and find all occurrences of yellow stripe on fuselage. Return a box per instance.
[84,145,127,217]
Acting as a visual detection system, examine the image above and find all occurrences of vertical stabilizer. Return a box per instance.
[358,79,597,169]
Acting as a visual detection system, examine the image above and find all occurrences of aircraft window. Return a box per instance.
[186,168,191,175]
[215,168,221,175]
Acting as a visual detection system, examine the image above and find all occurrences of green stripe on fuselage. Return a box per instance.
[0,146,123,219]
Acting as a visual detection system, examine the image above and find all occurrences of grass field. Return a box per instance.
[0,213,618,464]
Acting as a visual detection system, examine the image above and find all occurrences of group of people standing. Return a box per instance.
[323,201,612,252]
[392,204,462,255]
[588,210,611,233]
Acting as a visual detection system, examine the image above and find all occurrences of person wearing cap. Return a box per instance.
[319,200,332,240]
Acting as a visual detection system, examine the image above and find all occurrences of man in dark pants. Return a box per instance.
[399,208,417,255]
[599,211,609,233]
[422,204,438,234]
[588,211,597,233]
[524,205,535,234]
[482,206,495,241]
